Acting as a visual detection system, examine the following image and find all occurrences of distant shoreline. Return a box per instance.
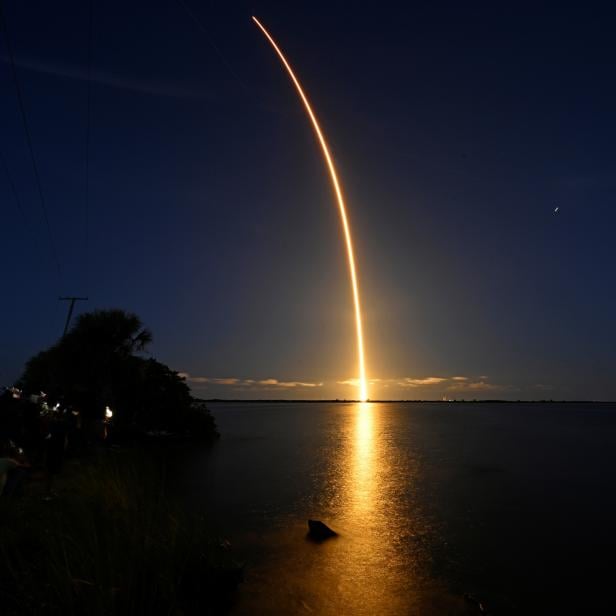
[201,398,616,404]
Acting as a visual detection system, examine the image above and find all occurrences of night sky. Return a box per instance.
[2,1,615,400]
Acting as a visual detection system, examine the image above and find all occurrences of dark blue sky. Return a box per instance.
[1,1,615,399]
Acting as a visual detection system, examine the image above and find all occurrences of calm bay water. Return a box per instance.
[181,402,616,614]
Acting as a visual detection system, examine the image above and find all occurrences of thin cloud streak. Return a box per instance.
[338,375,507,393]
[180,373,323,389]
[398,377,447,387]
[181,373,508,396]
[447,380,500,392]
[1,56,216,100]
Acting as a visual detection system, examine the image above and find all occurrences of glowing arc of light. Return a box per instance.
[252,16,368,402]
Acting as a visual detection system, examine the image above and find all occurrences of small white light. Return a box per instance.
[105,406,113,419]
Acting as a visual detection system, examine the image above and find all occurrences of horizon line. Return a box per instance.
[198,398,616,404]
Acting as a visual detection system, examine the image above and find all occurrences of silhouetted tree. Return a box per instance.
[18,310,217,439]
[20,310,151,415]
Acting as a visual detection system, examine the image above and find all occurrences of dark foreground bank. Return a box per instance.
[0,448,242,616]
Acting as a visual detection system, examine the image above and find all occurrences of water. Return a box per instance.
[181,402,616,614]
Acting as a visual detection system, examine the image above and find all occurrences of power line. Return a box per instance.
[0,1,62,280]
[0,148,29,226]
[0,148,48,267]
[83,0,94,294]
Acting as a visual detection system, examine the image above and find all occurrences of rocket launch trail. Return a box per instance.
[252,16,369,402]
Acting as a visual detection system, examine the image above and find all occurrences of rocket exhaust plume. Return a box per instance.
[252,16,369,402]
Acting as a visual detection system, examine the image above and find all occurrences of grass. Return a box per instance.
[0,450,241,615]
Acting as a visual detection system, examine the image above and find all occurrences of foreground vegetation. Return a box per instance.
[0,309,233,613]
[18,309,216,440]
[0,450,242,615]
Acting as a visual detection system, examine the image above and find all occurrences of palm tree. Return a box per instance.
[19,309,217,440]
[20,309,153,417]
[67,309,153,356]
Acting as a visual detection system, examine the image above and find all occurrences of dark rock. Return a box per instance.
[307,519,338,542]
[464,593,489,614]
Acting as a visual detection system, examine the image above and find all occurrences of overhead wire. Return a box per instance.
[83,0,93,294]
[0,0,62,280]
[0,148,29,226]
[0,147,46,262]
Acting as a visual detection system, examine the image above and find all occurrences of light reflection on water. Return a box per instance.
[207,403,469,615]
[334,402,408,613]
[193,401,616,615]
[349,402,375,520]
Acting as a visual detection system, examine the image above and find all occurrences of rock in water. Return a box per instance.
[307,519,338,541]
[464,593,489,614]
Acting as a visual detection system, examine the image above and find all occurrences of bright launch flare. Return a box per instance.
[252,16,368,402]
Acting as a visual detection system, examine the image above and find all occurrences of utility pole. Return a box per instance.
[59,297,88,337]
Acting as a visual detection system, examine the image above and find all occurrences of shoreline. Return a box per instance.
[202,398,616,404]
